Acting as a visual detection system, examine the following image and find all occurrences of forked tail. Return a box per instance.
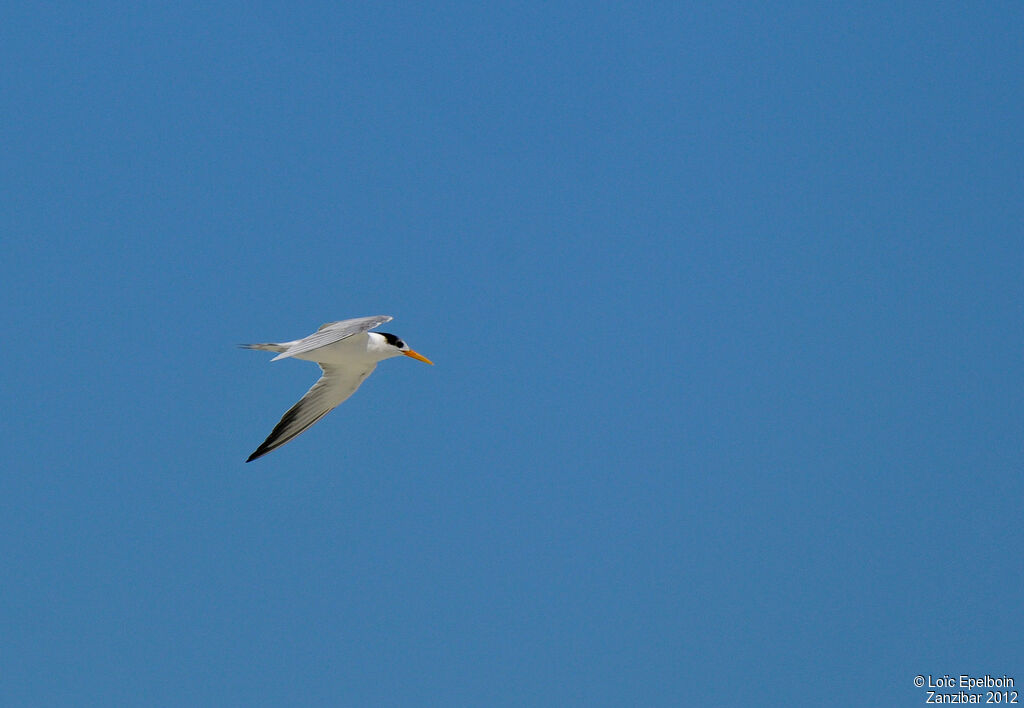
[239,342,288,353]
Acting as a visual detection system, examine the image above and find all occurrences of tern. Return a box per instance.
[242,315,432,462]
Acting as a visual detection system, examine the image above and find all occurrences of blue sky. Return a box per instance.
[2,2,1022,705]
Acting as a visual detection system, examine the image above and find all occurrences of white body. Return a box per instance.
[283,331,402,367]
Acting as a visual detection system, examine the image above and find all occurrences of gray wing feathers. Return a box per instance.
[246,364,368,462]
[270,315,392,362]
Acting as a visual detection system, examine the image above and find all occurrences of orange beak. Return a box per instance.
[402,349,434,365]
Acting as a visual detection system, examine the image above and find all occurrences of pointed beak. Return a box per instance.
[402,349,434,365]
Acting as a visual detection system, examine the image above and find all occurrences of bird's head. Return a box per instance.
[380,332,434,364]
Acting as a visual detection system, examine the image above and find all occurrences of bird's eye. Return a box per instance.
[396,340,405,348]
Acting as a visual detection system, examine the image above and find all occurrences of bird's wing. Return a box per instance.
[270,315,392,361]
[246,362,378,462]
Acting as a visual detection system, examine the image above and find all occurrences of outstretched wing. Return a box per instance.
[270,315,392,362]
[246,362,378,462]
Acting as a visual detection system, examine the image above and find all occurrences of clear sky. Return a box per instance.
[2,2,1022,705]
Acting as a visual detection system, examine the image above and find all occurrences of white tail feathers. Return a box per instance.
[239,342,287,353]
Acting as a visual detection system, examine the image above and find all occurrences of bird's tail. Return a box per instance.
[239,342,288,353]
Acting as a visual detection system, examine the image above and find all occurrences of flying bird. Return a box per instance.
[242,315,432,462]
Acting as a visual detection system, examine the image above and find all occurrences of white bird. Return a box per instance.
[241,315,433,462]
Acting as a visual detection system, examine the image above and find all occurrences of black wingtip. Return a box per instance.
[247,439,277,462]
